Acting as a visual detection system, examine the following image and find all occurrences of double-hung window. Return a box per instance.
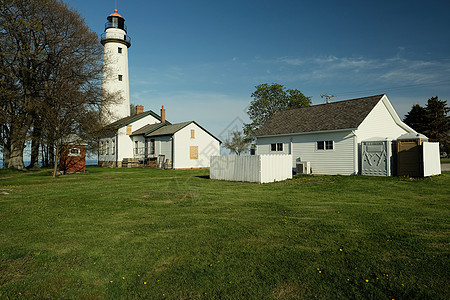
[271,143,283,151]
[317,140,334,150]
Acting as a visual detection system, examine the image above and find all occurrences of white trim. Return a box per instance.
[256,128,355,138]
[380,95,416,133]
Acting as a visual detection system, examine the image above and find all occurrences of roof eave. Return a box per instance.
[256,127,357,138]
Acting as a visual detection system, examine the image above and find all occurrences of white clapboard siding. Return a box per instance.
[210,155,292,183]
[356,97,410,142]
[257,132,357,175]
[423,142,441,177]
[159,136,172,160]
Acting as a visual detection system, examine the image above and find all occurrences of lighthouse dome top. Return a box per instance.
[109,9,123,19]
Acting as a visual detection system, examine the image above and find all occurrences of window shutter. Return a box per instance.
[190,146,198,159]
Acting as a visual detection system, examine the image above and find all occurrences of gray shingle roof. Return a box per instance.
[145,121,193,137]
[255,94,384,136]
[143,121,222,143]
[130,122,167,136]
[106,110,162,130]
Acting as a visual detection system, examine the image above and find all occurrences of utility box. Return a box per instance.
[296,161,311,174]
[361,140,394,176]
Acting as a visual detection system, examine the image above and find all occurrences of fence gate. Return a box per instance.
[361,141,391,176]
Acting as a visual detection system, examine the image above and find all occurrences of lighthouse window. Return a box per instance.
[118,75,123,81]
[118,47,122,54]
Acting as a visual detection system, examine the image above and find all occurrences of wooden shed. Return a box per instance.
[59,143,87,174]
[396,133,428,177]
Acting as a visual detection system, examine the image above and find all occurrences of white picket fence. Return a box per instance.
[423,142,441,177]
[210,155,292,183]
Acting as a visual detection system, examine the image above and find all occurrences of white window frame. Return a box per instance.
[317,140,334,151]
[68,147,81,157]
[270,143,283,152]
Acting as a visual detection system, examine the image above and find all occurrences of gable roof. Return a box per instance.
[255,94,385,136]
[144,121,222,143]
[130,122,168,136]
[106,111,162,130]
[145,121,193,137]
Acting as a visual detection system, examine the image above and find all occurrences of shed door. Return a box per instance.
[397,141,421,177]
[361,141,389,176]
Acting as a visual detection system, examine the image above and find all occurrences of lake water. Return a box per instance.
[0,160,98,169]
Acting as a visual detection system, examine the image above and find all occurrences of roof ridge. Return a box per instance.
[292,94,385,111]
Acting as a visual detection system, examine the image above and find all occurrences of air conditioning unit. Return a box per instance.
[296,161,310,174]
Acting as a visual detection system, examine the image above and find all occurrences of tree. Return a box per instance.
[223,131,251,155]
[403,104,427,137]
[403,97,449,152]
[0,0,105,171]
[244,83,311,138]
[424,97,449,144]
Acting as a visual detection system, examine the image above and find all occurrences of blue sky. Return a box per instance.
[67,0,450,140]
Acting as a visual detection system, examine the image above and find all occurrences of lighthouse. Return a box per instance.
[101,9,131,124]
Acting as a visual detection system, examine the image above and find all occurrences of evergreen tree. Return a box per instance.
[403,97,449,153]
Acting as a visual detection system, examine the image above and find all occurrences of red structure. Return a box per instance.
[59,144,87,174]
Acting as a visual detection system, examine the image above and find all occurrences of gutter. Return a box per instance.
[256,128,358,139]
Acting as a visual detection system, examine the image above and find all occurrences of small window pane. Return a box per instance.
[317,141,324,150]
[118,47,122,53]
[325,140,333,150]
[277,143,283,151]
[150,139,155,155]
[118,75,123,81]
[271,144,276,151]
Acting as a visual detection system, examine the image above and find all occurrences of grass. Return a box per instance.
[0,167,449,299]
[441,157,450,164]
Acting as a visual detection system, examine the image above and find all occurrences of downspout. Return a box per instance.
[115,131,119,168]
[351,130,358,175]
[171,134,174,169]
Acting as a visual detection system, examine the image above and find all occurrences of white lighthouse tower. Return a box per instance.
[101,9,131,124]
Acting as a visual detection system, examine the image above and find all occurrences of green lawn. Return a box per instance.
[0,167,448,299]
[441,158,450,164]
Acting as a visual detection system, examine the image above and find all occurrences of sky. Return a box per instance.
[66,0,450,142]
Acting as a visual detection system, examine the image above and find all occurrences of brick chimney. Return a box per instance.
[136,104,144,115]
[160,105,165,123]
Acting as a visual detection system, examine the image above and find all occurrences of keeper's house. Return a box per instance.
[98,106,221,169]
